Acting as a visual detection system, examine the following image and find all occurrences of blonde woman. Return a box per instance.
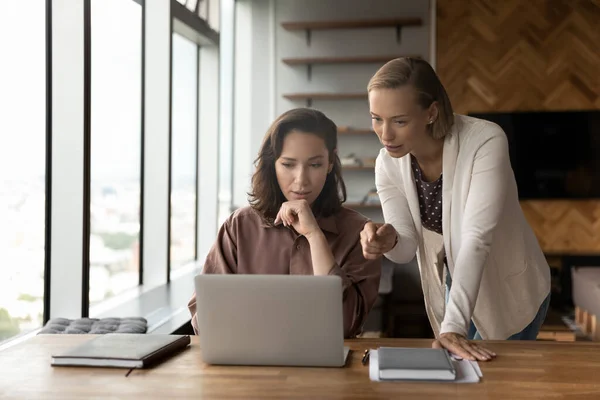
[360,57,551,361]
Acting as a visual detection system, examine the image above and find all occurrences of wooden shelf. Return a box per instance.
[282,55,411,66]
[342,166,374,171]
[282,56,419,80]
[281,18,423,31]
[338,129,376,136]
[284,92,367,107]
[283,92,367,100]
[346,203,381,209]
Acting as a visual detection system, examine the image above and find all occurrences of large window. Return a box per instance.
[170,33,199,272]
[90,0,142,304]
[218,0,234,225]
[0,1,46,342]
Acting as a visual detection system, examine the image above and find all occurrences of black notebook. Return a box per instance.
[51,333,191,369]
[377,347,456,381]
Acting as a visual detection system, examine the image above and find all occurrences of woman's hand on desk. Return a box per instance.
[274,200,320,238]
[432,332,497,362]
[359,222,397,260]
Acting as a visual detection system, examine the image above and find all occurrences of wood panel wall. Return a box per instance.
[436,0,600,254]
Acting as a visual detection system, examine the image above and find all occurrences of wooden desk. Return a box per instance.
[2,335,600,399]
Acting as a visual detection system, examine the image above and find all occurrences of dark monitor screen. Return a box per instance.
[468,110,600,199]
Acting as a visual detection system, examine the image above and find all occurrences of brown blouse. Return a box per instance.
[187,206,382,338]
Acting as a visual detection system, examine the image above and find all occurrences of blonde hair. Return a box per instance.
[368,57,454,139]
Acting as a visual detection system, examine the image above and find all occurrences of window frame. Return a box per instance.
[86,0,146,307]
[43,0,53,327]
[45,0,147,325]
[168,31,200,274]
[0,0,51,345]
[2,0,221,350]
[168,0,220,282]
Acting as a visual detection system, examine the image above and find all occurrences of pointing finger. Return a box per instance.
[363,222,378,242]
[376,223,395,238]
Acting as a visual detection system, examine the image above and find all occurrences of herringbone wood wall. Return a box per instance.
[437,0,600,254]
[520,200,600,255]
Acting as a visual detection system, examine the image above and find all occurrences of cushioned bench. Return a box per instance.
[571,267,600,341]
[39,317,147,334]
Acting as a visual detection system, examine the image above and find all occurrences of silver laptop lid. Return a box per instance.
[194,274,346,367]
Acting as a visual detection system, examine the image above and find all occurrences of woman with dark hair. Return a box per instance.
[361,57,551,360]
[188,108,381,338]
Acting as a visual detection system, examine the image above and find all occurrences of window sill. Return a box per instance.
[1,260,392,351]
[91,262,201,334]
[0,267,200,352]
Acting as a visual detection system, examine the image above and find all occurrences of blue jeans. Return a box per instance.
[445,270,550,340]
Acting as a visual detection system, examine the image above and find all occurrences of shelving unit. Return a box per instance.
[283,92,368,107]
[280,15,425,223]
[281,17,423,31]
[276,3,431,338]
[282,55,418,80]
[281,17,423,45]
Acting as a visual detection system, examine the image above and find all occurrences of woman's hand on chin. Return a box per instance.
[274,200,321,238]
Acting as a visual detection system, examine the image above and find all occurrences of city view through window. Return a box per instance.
[0,0,200,343]
[0,1,46,341]
[89,0,142,305]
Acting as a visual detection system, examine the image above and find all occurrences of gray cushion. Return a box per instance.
[571,267,600,317]
[38,317,147,334]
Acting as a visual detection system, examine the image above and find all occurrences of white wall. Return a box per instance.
[233,0,432,218]
[232,0,275,207]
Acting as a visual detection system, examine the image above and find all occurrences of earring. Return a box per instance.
[428,120,433,124]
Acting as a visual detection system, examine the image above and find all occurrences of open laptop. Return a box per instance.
[194,274,350,367]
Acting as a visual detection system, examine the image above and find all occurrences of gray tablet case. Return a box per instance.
[377,347,456,381]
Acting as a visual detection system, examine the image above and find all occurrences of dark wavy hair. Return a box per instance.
[248,108,347,223]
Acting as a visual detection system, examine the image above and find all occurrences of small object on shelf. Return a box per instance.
[362,188,380,206]
[340,154,377,169]
[340,153,363,167]
[362,158,376,168]
[341,158,376,171]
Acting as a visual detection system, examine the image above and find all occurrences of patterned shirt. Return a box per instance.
[411,155,443,235]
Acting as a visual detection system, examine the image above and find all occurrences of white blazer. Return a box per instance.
[377,114,551,340]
